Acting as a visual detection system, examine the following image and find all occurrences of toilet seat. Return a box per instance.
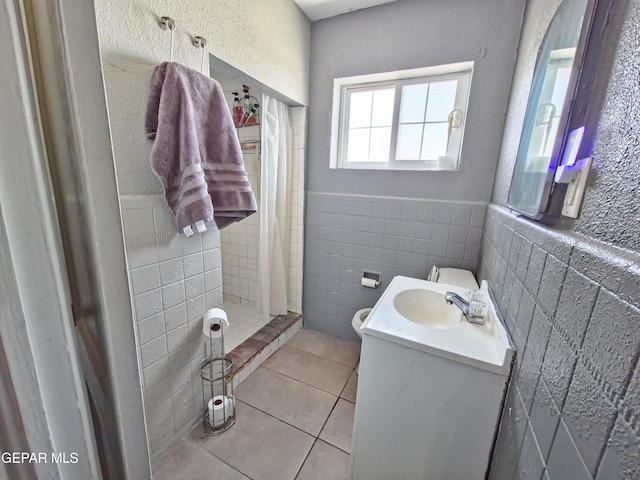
[351,308,371,339]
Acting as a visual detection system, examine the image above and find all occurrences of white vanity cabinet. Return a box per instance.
[349,276,513,480]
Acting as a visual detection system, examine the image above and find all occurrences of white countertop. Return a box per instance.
[361,275,514,375]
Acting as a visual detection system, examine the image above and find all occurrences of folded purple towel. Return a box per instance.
[145,62,257,230]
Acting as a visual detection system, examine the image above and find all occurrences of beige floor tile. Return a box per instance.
[152,438,249,480]
[288,329,361,367]
[340,369,358,404]
[319,398,355,454]
[189,400,314,480]
[295,440,350,480]
[236,366,337,435]
[263,344,353,395]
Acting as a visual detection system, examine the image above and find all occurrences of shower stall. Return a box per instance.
[111,56,307,459]
[212,69,305,353]
[12,0,310,475]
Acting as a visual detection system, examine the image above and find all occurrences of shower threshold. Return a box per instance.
[228,312,302,389]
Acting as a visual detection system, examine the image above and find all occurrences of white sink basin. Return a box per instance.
[360,276,513,375]
[393,289,462,328]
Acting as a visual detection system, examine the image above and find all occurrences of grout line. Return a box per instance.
[184,435,256,480]
[156,330,354,479]
[239,366,339,410]
[260,362,347,397]
[283,339,361,369]
[316,397,352,455]
[260,342,355,388]
[236,395,338,439]
[337,364,358,404]
[293,437,320,480]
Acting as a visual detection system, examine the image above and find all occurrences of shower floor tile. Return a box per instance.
[224,302,270,352]
[152,328,360,480]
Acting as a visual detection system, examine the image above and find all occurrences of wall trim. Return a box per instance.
[307,191,489,207]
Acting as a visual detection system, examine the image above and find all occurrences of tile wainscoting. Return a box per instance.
[481,204,640,479]
[303,192,487,341]
[121,195,224,456]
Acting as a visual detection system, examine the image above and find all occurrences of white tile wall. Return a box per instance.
[288,106,306,314]
[121,194,223,457]
[219,140,259,304]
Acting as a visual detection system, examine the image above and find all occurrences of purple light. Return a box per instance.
[561,125,585,166]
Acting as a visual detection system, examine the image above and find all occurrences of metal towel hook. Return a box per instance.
[193,36,208,73]
[159,16,176,62]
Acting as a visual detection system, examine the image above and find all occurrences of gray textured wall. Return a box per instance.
[481,205,640,479]
[484,0,640,477]
[304,0,526,340]
[307,0,526,200]
[570,0,640,251]
[493,0,638,254]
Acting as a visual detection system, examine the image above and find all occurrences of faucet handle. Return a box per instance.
[467,290,486,321]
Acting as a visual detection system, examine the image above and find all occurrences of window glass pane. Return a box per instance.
[550,66,571,111]
[396,124,423,160]
[371,89,395,127]
[369,127,391,162]
[347,128,370,162]
[349,91,373,128]
[399,84,428,123]
[543,118,561,157]
[425,80,458,122]
[334,64,472,169]
[420,123,449,160]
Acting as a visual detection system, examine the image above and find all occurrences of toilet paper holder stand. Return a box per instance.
[200,317,235,435]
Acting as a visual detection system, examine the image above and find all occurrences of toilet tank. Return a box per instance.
[428,266,479,290]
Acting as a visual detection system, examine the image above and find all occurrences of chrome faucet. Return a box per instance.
[445,291,485,325]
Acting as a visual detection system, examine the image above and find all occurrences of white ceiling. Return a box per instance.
[294,0,399,21]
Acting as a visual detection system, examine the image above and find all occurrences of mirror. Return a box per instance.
[507,0,590,218]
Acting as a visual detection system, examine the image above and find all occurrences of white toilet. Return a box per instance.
[352,308,371,339]
[350,267,480,339]
[426,266,480,290]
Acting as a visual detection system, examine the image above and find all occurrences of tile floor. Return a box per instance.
[152,328,360,480]
[223,302,271,352]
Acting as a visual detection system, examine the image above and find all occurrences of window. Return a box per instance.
[330,62,473,170]
[530,48,575,159]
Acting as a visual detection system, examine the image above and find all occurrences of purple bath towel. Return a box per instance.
[145,62,257,231]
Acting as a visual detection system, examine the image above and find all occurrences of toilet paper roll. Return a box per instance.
[202,308,229,338]
[361,277,378,288]
[207,395,234,426]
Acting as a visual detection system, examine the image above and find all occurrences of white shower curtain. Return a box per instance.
[258,95,292,319]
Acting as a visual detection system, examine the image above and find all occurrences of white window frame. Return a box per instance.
[330,62,474,171]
